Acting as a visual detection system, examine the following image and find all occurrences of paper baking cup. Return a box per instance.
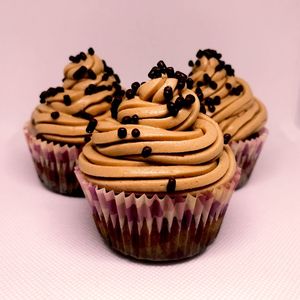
[75,167,241,261]
[229,128,268,189]
[24,125,83,196]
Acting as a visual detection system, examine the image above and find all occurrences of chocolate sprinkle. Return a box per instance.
[205,97,213,106]
[85,84,97,95]
[114,74,121,84]
[224,133,231,144]
[63,94,72,106]
[230,85,243,96]
[157,60,167,73]
[73,55,81,64]
[209,81,217,90]
[80,52,87,61]
[47,87,57,97]
[131,114,139,124]
[100,85,110,92]
[148,66,160,79]
[104,95,113,103]
[69,56,76,63]
[56,87,64,93]
[73,66,87,80]
[167,102,179,116]
[111,97,122,119]
[176,80,185,90]
[186,78,194,89]
[166,67,175,78]
[115,89,125,97]
[131,128,140,138]
[175,71,187,81]
[188,60,194,67]
[122,116,132,124]
[208,104,215,113]
[201,49,222,60]
[236,84,244,93]
[102,73,109,81]
[213,96,221,105]
[225,83,232,90]
[142,146,152,158]
[105,66,114,76]
[224,64,235,76]
[74,111,93,120]
[39,91,47,103]
[203,73,211,84]
[196,88,204,101]
[196,50,203,59]
[88,47,95,55]
[112,81,120,89]
[118,127,127,139]
[131,82,140,92]
[51,111,60,120]
[195,87,202,94]
[167,177,176,193]
[125,89,135,99]
[86,119,98,133]
[215,64,224,72]
[185,94,196,106]
[87,69,97,80]
[164,86,173,101]
[175,96,184,109]
[200,105,206,114]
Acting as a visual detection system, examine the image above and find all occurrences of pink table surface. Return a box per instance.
[0,0,300,299]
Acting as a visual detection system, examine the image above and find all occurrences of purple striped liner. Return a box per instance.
[229,128,268,189]
[24,124,83,196]
[75,167,241,261]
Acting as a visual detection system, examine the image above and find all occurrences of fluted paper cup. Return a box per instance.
[229,128,268,189]
[75,167,241,261]
[24,124,83,196]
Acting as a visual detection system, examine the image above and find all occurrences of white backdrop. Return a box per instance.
[0,0,300,299]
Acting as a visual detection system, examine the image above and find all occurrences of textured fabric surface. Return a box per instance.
[0,129,300,299]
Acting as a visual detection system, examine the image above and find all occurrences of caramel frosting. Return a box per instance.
[189,49,267,141]
[31,48,122,145]
[78,63,237,194]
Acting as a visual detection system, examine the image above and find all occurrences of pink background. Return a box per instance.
[1,0,300,299]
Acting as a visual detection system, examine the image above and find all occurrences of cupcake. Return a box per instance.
[24,48,123,196]
[75,61,240,261]
[188,49,268,189]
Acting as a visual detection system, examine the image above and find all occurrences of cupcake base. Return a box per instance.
[93,209,226,261]
[24,125,83,196]
[75,167,241,261]
[229,128,268,189]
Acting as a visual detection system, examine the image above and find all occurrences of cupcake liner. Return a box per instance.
[229,127,268,189]
[24,124,83,196]
[75,167,241,261]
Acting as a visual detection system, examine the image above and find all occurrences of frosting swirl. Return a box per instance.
[189,49,267,141]
[31,49,122,144]
[117,77,200,131]
[78,63,236,194]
